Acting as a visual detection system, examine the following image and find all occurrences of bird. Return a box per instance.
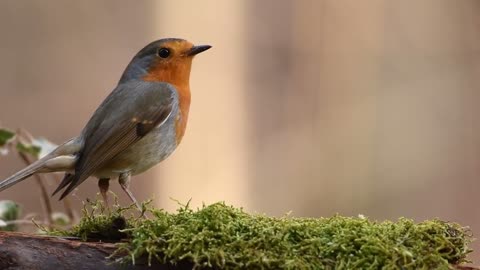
[0,38,211,208]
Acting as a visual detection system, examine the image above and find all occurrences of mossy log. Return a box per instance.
[0,232,477,270]
[1,202,477,269]
[0,232,195,270]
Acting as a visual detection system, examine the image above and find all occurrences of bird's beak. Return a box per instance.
[187,45,212,56]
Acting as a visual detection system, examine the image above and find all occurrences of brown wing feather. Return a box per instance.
[57,81,176,199]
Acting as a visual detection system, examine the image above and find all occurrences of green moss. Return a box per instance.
[55,201,472,269]
[52,199,132,241]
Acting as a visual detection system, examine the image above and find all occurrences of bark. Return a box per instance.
[0,232,194,270]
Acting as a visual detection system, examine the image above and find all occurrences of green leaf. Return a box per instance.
[16,142,41,158]
[0,128,15,147]
[0,200,20,231]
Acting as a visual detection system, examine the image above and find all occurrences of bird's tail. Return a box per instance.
[0,138,80,193]
[0,158,47,192]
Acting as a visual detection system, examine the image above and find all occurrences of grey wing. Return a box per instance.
[55,81,177,199]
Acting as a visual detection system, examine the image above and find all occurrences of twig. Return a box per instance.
[2,219,46,226]
[17,128,76,223]
[15,129,54,228]
[17,152,54,228]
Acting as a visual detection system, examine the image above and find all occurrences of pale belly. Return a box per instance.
[93,119,178,179]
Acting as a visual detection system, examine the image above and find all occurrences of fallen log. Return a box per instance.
[0,232,194,270]
[0,231,477,270]
[1,201,478,270]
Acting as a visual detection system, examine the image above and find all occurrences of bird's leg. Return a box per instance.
[118,172,142,211]
[98,178,110,209]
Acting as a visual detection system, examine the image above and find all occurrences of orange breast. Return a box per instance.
[173,85,191,144]
[142,58,193,145]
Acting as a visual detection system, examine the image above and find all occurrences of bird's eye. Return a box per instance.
[157,48,171,58]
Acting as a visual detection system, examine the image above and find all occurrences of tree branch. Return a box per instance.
[0,232,196,270]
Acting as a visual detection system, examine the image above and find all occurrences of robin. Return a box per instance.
[0,38,211,208]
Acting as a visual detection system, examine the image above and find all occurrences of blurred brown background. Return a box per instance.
[1,0,480,263]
